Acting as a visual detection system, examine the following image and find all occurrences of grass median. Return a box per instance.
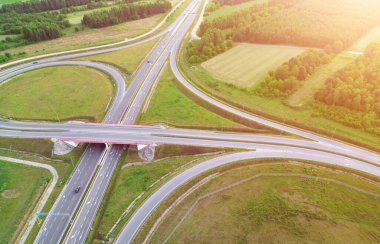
[139,66,262,132]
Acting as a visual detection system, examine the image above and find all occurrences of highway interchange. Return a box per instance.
[0,0,379,243]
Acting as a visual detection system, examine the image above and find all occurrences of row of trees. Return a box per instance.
[0,0,94,13]
[0,12,70,41]
[82,1,171,28]
[253,50,331,97]
[0,51,26,63]
[186,28,232,63]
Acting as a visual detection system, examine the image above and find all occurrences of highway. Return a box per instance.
[64,1,204,243]
[1,124,380,165]
[22,1,203,243]
[0,0,379,242]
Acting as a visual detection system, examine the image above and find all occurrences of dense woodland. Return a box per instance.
[253,50,331,97]
[314,44,380,133]
[82,1,171,28]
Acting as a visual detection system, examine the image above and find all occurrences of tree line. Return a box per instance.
[314,43,380,133]
[82,1,171,28]
[253,50,331,97]
[198,0,380,51]
[186,28,232,63]
[0,11,70,41]
[0,0,94,14]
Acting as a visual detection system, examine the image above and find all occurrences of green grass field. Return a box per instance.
[0,160,49,243]
[202,43,306,88]
[139,66,250,130]
[0,66,113,122]
[78,39,157,76]
[179,47,380,149]
[142,162,380,243]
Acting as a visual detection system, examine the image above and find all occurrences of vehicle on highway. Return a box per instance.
[32,61,38,64]
[74,187,81,193]
[147,60,151,64]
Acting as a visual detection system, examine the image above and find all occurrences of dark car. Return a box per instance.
[32,61,38,64]
[74,186,81,193]
[147,60,151,64]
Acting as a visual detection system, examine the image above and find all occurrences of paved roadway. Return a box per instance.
[115,148,380,243]
[2,125,380,166]
[1,121,379,165]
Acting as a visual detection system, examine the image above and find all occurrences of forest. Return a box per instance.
[186,28,232,63]
[82,0,171,28]
[0,12,70,41]
[0,0,94,13]
[253,50,331,97]
[314,43,380,133]
[187,0,380,63]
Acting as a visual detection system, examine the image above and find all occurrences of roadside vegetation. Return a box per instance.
[77,38,158,78]
[137,162,380,243]
[179,0,380,149]
[139,66,263,132]
[314,43,380,136]
[0,0,173,63]
[0,66,113,122]
[82,1,171,28]
[0,160,49,244]
[179,47,380,149]
[93,145,226,242]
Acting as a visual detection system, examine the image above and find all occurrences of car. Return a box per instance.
[74,186,81,193]
[147,60,151,64]
[32,61,38,64]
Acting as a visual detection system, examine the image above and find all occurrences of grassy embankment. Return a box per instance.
[77,38,158,82]
[139,66,262,131]
[136,162,380,243]
[92,145,227,243]
[0,160,49,244]
[0,65,113,122]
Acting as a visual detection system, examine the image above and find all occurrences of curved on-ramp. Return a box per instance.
[115,147,380,243]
